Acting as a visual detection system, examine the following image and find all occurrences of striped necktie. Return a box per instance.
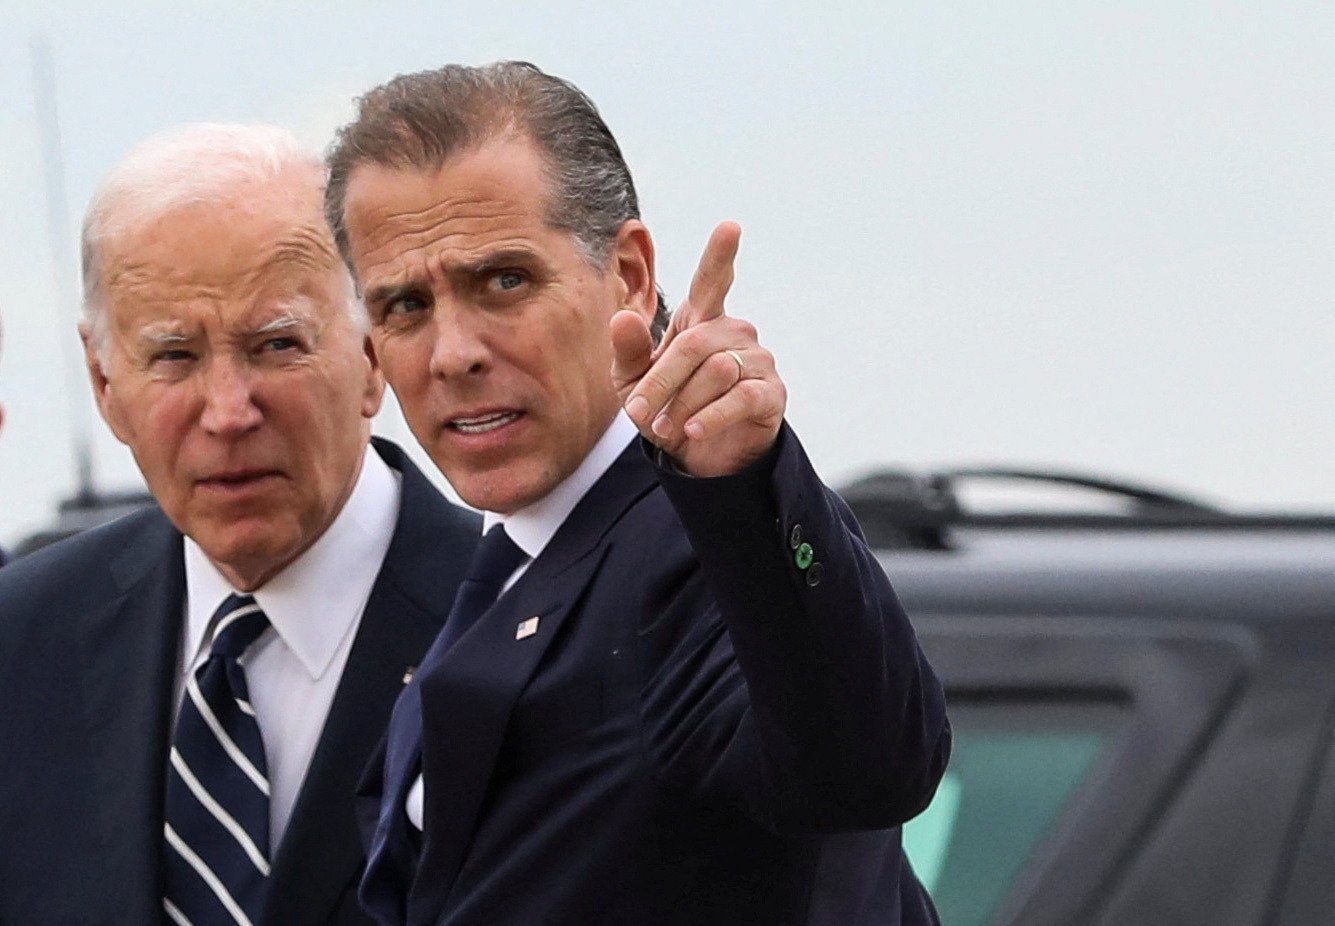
[163,594,272,926]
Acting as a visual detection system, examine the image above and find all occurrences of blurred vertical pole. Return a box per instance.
[31,33,96,504]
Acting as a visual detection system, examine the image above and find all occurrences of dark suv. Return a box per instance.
[840,469,1335,926]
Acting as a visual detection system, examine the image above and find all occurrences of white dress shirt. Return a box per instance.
[405,411,639,830]
[179,444,401,848]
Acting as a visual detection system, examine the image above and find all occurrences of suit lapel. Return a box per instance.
[78,513,184,925]
[409,441,657,923]
[265,439,479,926]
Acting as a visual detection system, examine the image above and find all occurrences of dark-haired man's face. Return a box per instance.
[341,135,655,514]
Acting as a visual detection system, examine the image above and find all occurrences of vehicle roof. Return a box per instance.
[878,526,1335,625]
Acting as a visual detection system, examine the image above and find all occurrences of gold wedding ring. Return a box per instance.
[725,349,745,381]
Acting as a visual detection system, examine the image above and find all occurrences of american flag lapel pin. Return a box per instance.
[516,617,540,640]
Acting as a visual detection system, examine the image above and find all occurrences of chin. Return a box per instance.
[198,523,298,579]
[452,473,543,516]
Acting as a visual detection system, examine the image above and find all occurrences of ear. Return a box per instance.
[360,331,387,419]
[80,320,131,444]
[609,220,657,326]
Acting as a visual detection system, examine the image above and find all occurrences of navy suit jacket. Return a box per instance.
[0,438,480,925]
[360,426,950,925]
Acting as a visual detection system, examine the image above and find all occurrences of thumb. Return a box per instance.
[609,309,655,396]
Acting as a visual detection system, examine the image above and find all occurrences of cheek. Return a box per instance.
[305,367,369,430]
[374,333,428,389]
[566,321,616,394]
[129,388,193,448]
[125,400,193,493]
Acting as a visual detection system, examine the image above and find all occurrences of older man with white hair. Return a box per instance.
[0,124,479,926]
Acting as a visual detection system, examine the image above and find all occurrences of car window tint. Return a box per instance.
[904,701,1126,925]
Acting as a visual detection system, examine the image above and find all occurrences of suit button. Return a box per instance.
[789,524,803,549]
[794,542,814,570]
[806,562,824,587]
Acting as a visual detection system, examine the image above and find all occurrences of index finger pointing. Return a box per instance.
[684,221,742,324]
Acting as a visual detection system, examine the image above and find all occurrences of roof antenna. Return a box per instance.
[31,32,97,507]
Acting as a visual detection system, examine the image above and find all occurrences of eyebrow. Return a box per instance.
[132,314,311,349]
[467,248,539,277]
[136,325,191,347]
[364,280,415,309]
[253,313,308,335]
[363,247,542,307]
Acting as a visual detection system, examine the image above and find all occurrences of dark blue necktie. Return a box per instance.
[362,525,526,922]
[163,594,272,926]
[432,523,528,656]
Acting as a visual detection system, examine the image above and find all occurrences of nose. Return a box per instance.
[199,356,263,435]
[428,303,492,380]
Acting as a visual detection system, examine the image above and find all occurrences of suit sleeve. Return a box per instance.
[645,422,951,834]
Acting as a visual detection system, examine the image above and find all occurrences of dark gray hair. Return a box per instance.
[325,60,669,339]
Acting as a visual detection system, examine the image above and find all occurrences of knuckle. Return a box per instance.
[737,379,767,403]
[641,370,673,398]
[741,379,783,419]
[697,403,726,430]
[675,328,707,358]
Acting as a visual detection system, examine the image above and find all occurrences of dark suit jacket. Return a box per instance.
[0,438,480,925]
[361,426,950,925]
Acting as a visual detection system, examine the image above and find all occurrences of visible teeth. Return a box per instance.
[452,412,519,434]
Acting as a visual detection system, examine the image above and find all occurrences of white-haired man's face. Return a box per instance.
[83,171,385,590]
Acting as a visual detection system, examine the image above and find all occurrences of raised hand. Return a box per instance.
[611,222,786,478]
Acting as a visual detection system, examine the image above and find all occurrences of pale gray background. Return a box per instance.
[2,1,1332,547]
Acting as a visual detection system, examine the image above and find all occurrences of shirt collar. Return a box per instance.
[184,444,401,679]
[483,410,637,559]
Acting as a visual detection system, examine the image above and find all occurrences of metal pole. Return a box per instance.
[30,32,96,504]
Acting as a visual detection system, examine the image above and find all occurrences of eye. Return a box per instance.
[488,271,526,293]
[153,348,195,364]
[261,336,300,352]
[386,293,431,316]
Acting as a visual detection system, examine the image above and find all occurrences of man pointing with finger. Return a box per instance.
[328,61,950,925]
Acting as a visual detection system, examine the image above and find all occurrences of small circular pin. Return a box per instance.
[795,542,814,570]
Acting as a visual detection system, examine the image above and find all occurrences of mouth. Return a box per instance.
[447,410,523,435]
[197,469,283,488]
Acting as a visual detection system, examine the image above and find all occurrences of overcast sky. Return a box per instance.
[2,1,1332,546]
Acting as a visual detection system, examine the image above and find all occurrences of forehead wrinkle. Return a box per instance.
[105,261,154,291]
[239,232,342,298]
[106,255,259,321]
[257,225,341,275]
[363,189,531,260]
[105,260,222,301]
[415,199,532,246]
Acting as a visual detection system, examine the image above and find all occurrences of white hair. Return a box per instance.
[80,122,365,349]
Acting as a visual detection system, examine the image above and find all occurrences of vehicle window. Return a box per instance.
[903,701,1126,926]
